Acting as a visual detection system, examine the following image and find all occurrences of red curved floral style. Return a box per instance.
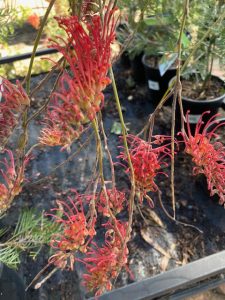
[39,7,118,150]
[181,111,225,205]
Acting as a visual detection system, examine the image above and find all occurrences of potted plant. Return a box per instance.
[118,1,182,103]
[117,0,153,83]
[180,0,225,125]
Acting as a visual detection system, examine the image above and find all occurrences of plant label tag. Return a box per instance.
[159,53,178,77]
[148,80,159,91]
[188,114,201,124]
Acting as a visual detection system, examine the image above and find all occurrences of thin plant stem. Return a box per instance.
[26,263,53,291]
[25,0,57,94]
[109,67,135,243]
[34,268,58,289]
[15,0,57,189]
[92,117,123,242]
[170,0,189,219]
[25,61,65,127]
[157,189,203,233]
[25,130,94,187]
[99,114,116,190]
[30,56,64,98]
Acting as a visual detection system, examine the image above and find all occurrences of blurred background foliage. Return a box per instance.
[0,0,70,78]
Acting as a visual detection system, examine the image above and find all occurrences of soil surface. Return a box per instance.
[1,59,225,300]
[182,75,225,100]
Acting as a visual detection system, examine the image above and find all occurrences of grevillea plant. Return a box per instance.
[1,0,225,298]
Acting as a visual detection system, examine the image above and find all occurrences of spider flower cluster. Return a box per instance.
[0,150,28,214]
[49,194,96,270]
[39,7,118,149]
[181,112,225,205]
[0,78,30,147]
[83,220,129,296]
[86,188,126,217]
[119,134,171,204]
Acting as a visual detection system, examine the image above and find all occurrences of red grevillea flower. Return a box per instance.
[85,188,126,217]
[119,134,172,205]
[97,189,126,217]
[83,220,129,296]
[0,78,30,147]
[0,150,28,214]
[39,6,118,149]
[49,193,96,270]
[181,112,225,205]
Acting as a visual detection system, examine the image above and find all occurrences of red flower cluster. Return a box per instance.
[0,78,30,147]
[89,188,126,217]
[0,150,28,214]
[83,220,129,296]
[40,7,118,149]
[119,134,171,204]
[49,194,96,270]
[181,112,225,205]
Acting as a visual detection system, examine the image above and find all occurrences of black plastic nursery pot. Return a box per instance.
[130,53,146,84]
[142,53,177,106]
[181,76,225,126]
[0,263,25,300]
[120,51,131,68]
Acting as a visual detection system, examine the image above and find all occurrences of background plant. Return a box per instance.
[182,0,225,89]
[1,0,225,298]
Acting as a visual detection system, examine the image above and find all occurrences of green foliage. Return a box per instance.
[0,210,60,269]
[117,0,182,59]
[0,5,32,47]
[183,0,225,81]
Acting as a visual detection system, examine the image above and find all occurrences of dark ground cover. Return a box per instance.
[1,60,225,300]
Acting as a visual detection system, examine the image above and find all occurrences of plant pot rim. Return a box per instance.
[142,53,177,70]
[181,75,225,103]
